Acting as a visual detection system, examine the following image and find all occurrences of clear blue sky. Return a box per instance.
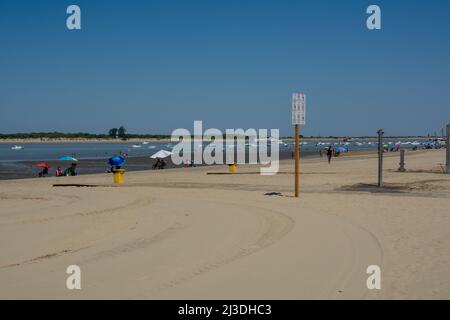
[0,0,449,136]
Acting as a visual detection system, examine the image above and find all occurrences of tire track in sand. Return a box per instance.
[152,202,294,294]
[79,222,187,265]
[0,196,155,268]
[1,196,155,226]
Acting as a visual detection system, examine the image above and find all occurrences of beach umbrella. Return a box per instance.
[335,147,347,153]
[59,156,78,162]
[150,150,173,159]
[108,155,126,167]
[36,162,51,168]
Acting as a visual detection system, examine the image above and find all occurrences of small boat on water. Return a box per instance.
[11,145,24,150]
[142,141,150,145]
[131,145,142,148]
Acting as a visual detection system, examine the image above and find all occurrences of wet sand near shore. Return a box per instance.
[0,149,449,299]
[0,150,322,180]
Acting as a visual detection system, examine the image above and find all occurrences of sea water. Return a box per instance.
[0,139,431,162]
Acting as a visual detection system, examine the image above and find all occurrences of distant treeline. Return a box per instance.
[0,132,171,140]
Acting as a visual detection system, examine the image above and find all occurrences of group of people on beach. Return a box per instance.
[38,163,77,178]
[152,158,167,170]
[318,146,343,164]
[38,155,170,178]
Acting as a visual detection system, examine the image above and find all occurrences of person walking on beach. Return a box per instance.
[326,146,333,164]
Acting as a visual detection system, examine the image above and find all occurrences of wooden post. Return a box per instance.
[292,92,305,197]
[377,129,384,187]
[295,124,300,197]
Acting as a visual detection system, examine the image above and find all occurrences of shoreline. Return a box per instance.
[0,150,314,181]
[0,147,435,181]
[0,136,440,144]
[0,149,385,181]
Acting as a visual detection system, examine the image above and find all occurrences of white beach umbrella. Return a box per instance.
[150,150,174,159]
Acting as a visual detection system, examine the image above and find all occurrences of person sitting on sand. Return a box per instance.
[38,167,49,177]
[152,158,161,170]
[152,158,167,170]
[71,163,78,176]
[64,163,78,176]
[56,167,63,177]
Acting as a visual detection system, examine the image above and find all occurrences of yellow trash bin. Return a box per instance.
[112,169,125,184]
[228,163,237,173]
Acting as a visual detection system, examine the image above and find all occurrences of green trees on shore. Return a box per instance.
[108,128,118,138]
[0,132,109,140]
[108,126,127,140]
[118,126,126,138]
[0,129,170,140]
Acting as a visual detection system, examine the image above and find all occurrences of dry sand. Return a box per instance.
[0,149,449,299]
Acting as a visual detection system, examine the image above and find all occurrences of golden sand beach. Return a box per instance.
[0,149,449,299]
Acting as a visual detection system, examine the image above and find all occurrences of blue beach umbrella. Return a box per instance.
[108,155,126,167]
[59,156,78,162]
[335,147,347,153]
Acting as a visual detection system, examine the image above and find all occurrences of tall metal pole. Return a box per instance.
[378,129,384,187]
[399,149,406,172]
[295,124,300,197]
[446,124,450,174]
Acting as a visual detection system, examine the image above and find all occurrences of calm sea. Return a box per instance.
[0,139,429,162]
[0,142,170,162]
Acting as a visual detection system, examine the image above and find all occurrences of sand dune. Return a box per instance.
[0,149,449,299]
